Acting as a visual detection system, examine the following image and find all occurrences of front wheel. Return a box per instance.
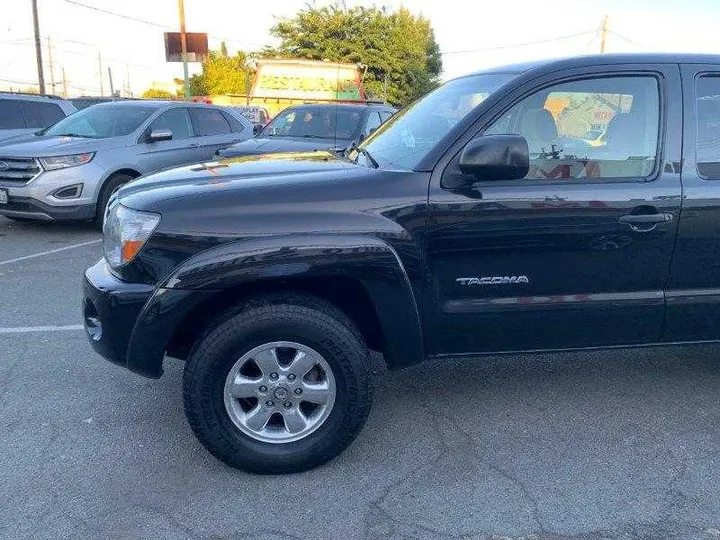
[182,295,374,474]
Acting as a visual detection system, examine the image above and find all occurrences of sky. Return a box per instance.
[2,0,720,97]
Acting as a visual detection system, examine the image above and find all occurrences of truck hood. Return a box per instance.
[217,136,345,158]
[0,135,125,157]
[119,151,359,211]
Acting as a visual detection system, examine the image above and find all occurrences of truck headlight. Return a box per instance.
[103,201,160,267]
[39,152,95,170]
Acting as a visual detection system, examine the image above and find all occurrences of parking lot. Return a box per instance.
[0,215,719,540]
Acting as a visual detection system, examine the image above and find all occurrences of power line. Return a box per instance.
[607,30,647,49]
[441,30,597,55]
[64,0,269,49]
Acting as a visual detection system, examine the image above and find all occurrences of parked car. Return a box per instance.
[0,92,76,144]
[69,96,141,111]
[217,102,396,158]
[0,100,253,222]
[84,53,717,474]
[229,106,271,132]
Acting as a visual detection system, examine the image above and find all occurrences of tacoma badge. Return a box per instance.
[456,276,530,286]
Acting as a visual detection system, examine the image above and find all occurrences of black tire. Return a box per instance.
[183,293,374,474]
[94,173,134,226]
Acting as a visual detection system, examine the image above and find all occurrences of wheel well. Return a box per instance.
[107,168,141,182]
[165,276,386,362]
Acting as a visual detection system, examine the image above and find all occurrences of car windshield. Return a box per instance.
[43,105,159,139]
[260,106,363,140]
[357,73,517,170]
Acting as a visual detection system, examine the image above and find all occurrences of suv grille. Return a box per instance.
[0,157,42,186]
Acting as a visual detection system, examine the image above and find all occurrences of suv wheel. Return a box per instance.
[94,173,134,226]
[183,295,374,474]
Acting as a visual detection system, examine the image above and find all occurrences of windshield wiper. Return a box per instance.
[301,134,330,140]
[53,133,95,138]
[345,142,378,169]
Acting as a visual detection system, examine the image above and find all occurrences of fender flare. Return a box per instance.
[126,234,424,377]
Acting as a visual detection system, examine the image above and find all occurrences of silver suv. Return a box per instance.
[0,93,77,144]
[0,100,253,222]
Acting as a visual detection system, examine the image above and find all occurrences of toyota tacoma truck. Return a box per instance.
[84,54,720,474]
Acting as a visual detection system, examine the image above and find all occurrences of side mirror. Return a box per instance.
[148,129,172,143]
[253,124,263,136]
[458,134,529,181]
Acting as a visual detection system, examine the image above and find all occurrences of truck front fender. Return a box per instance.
[127,234,424,375]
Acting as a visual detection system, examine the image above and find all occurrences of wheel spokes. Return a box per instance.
[288,350,316,377]
[244,405,274,431]
[229,375,260,399]
[282,408,308,434]
[253,348,280,375]
[300,382,330,404]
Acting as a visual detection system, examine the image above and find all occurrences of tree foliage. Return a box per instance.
[188,45,253,96]
[264,4,442,107]
[141,88,174,99]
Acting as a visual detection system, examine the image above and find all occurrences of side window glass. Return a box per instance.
[485,76,660,180]
[221,111,246,133]
[696,75,720,179]
[148,108,193,140]
[190,108,232,136]
[380,111,394,122]
[364,112,382,137]
[0,100,26,129]
[27,102,65,127]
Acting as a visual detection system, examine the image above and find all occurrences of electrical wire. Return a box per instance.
[440,30,597,55]
[64,0,270,49]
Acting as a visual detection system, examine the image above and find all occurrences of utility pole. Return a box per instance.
[178,0,190,99]
[98,51,104,96]
[125,63,131,97]
[31,0,45,94]
[62,67,67,98]
[108,67,115,96]
[47,36,56,94]
[600,15,609,54]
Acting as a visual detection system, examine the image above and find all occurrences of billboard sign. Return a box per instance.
[251,59,363,101]
[164,32,208,62]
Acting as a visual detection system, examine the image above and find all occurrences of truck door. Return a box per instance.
[664,66,720,341]
[425,64,683,355]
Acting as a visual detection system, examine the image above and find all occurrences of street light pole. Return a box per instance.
[31,0,45,94]
[178,0,190,99]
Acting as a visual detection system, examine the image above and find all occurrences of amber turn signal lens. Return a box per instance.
[121,240,145,263]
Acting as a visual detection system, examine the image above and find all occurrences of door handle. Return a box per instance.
[619,212,673,232]
[187,143,201,149]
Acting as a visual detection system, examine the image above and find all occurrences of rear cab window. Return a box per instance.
[695,75,720,178]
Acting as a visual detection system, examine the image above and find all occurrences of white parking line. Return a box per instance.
[0,325,84,334]
[0,239,102,267]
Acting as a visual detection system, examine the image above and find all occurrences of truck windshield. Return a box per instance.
[260,106,363,140]
[43,105,159,139]
[357,73,517,170]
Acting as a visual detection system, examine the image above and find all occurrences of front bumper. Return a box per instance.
[0,161,105,221]
[83,259,155,374]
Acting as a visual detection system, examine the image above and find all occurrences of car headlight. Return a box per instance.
[103,201,160,268]
[39,152,95,171]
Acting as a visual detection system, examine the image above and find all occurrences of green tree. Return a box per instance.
[264,4,442,106]
[188,43,253,96]
[141,88,174,99]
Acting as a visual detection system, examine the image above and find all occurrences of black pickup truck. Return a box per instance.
[84,53,720,474]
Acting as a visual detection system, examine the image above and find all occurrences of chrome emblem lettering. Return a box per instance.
[0,162,8,171]
[456,275,530,286]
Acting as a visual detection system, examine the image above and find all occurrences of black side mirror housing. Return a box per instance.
[253,124,263,136]
[458,134,529,181]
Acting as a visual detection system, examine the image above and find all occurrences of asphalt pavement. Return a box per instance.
[1,215,719,540]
